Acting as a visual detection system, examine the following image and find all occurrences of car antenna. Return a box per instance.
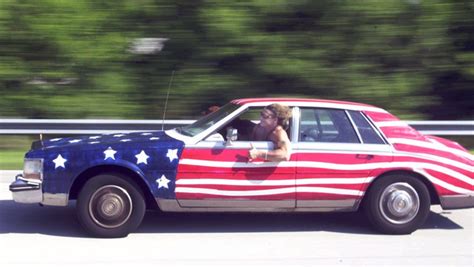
[40,133,44,147]
[161,70,175,131]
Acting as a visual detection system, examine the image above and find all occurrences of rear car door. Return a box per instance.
[295,107,392,210]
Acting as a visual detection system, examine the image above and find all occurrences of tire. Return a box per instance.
[76,173,146,238]
[364,174,430,235]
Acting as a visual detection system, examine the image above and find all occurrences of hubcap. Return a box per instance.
[89,185,133,229]
[379,182,419,224]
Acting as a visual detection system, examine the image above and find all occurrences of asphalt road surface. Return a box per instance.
[0,181,472,267]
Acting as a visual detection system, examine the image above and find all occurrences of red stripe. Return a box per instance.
[380,127,424,139]
[364,111,398,122]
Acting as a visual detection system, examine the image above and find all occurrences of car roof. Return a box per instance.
[232,98,384,112]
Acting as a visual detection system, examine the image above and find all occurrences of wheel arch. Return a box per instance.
[362,170,440,207]
[69,165,158,209]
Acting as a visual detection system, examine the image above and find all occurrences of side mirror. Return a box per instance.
[226,128,238,145]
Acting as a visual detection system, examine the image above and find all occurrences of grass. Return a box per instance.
[0,135,35,170]
[0,150,25,170]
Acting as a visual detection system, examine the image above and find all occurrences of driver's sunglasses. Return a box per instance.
[260,112,276,119]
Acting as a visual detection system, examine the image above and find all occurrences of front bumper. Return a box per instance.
[9,174,69,206]
[9,174,42,203]
[440,195,474,210]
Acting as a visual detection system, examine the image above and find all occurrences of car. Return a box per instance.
[9,98,474,237]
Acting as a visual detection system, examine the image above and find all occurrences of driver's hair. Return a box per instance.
[264,103,292,130]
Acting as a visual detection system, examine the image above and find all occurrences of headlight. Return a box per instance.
[23,158,43,181]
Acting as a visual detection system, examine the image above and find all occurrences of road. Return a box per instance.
[0,180,472,267]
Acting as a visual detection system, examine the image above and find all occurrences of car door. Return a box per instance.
[175,107,296,209]
[295,107,392,210]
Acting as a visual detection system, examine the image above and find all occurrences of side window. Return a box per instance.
[348,111,385,144]
[217,107,259,141]
[299,108,359,143]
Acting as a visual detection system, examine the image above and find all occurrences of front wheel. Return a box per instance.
[76,174,146,238]
[364,174,431,234]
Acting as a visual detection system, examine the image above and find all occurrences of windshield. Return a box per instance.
[178,103,240,137]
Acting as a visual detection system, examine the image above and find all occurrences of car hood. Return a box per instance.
[31,131,175,151]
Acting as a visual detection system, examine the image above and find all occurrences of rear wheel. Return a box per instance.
[364,174,430,234]
[76,173,146,238]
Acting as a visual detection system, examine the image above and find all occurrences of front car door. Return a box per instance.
[174,105,296,210]
[294,107,393,211]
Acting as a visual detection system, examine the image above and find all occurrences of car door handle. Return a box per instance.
[356,154,374,160]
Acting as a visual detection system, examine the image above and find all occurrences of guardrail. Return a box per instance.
[0,119,473,136]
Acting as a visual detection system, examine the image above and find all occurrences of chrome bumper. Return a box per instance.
[9,174,43,203]
[440,195,474,210]
[9,174,68,206]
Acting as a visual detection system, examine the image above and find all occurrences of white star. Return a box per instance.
[166,149,178,162]
[113,134,126,137]
[120,139,132,142]
[150,137,160,141]
[89,136,101,140]
[69,139,82,144]
[89,141,100,144]
[135,150,149,165]
[50,138,62,142]
[103,147,117,160]
[141,133,152,136]
[53,154,67,169]
[156,175,170,189]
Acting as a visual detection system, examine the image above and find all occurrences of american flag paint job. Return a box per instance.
[14,97,473,210]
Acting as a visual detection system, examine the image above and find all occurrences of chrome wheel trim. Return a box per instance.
[379,182,420,225]
[89,185,133,229]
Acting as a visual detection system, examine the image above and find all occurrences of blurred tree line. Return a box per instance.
[0,0,472,120]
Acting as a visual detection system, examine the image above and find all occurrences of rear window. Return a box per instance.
[299,108,359,143]
[348,111,385,144]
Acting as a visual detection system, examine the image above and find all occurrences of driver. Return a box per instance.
[248,103,292,162]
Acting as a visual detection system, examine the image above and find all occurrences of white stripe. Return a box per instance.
[296,186,363,196]
[388,138,474,161]
[176,177,374,186]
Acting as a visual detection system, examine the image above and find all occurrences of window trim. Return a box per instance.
[345,110,363,144]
